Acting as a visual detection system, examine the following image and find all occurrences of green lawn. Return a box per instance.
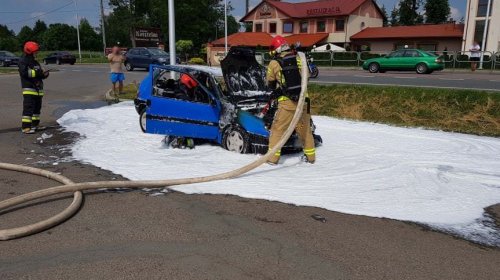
[309,84,500,137]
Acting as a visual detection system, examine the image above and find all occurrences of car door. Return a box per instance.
[138,49,151,68]
[145,67,221,140]
[383,50,405,70]
[403,50,421,69]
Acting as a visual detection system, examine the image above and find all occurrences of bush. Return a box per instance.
[188,57,206,65]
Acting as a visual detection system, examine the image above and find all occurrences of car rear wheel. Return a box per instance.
[0,61,5,67]
[223,126,250,154]
[125,62,134,71]
[56,59,61,65]
[139,109,147,133]
[368,62,380,73]
[43,59,48,65]
[310,67,319,78]
[416,63,428,74]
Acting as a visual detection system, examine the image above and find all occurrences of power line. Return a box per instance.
[1,1,74,25]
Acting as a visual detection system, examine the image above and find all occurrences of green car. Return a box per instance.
[362,49,444,74]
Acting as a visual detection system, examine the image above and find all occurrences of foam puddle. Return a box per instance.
[58,102,500,246]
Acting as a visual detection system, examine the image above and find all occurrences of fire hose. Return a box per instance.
[0,52,309,241]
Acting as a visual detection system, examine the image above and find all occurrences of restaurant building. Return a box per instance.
[241,0,385,48]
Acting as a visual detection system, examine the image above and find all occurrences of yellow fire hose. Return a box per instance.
[0,52,309,241]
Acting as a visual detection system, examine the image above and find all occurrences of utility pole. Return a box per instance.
[246,0,250,14]
[224,0,228,54]
[479,0,492,70]
[168,0,176,71]
[74,0,82,62]
[100,0,107,56]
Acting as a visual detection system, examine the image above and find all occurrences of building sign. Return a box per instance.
[132,27,161,47]
[306,7,341,16]
[259,3,272,18]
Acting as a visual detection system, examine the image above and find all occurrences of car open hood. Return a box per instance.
[220,47,271,101]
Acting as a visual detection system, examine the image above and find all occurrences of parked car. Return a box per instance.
[124,47,180,71]
[43,51,76,65]
[134,47,322,154]
[0,51,20,67]
[362,49,444,74]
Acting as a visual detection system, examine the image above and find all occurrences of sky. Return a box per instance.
[0,0,467,34]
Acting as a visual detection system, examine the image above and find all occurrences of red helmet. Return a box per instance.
[180,73,198,89]
[24,41,40,55]
[270,35,288,52]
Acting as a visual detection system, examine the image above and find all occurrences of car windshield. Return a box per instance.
[2,51,16,57]
[148,48,168,56]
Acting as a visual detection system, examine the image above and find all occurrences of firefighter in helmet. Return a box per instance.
[266,35,316,164]
[18,41,49,134]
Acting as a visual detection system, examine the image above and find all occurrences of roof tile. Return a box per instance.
[351,23,464,40]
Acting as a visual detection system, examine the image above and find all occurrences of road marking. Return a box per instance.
[489,80,500,82]
[354,75,375,78]
[439,78,465,81]
[310,80,500,92]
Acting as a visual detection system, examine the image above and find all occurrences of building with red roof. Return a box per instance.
[241,0,385,47]
[350,23,465,52]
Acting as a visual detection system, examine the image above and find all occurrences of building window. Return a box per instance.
[255,23,263,32]
[317,20,326,32]
[300,21,308,33]
[335,19,345,32]
[269,22,277,33]
[474,20,488,46]
[417,44,438,51]
[477,0,494,17]
[283,22,294,33]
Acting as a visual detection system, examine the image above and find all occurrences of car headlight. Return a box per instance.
[435,58,443,63]
[309,57,314,62]
[157,57,166,62]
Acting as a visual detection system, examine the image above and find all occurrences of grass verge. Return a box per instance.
[0,67,18,74]
[308,84,500,137]
[117,83,139,100]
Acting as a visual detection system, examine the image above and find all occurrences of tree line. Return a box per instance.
[380,0,454,27]
[0,0,239,53]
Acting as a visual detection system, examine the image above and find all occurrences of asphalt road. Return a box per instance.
[0,65,499,279]
[313,68,500,91]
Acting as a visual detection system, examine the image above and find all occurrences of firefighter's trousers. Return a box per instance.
[22,93,43,129]
[268,98,316,164]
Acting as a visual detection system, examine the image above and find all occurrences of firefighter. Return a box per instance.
[18,41,49,134]
[266,36,315,164]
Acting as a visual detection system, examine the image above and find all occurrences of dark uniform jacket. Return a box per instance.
[18,54,47,95]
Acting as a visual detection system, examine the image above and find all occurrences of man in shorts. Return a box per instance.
[469,41,481,72]
[107,46,125,95]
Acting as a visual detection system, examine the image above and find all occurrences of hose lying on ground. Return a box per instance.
[0,52,309,241]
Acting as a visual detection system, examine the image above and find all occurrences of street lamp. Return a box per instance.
[224,0,228,54]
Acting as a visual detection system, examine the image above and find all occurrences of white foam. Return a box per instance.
[58,102,500,246]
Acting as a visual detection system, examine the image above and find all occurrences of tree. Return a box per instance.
[398,0,424,26]
[0,24,18,51]
[176,39,193,61]
[390,6,400,26]
[79,18,101,51]
[43,23,77,50]
[17,26,33,48]
[32,20,48,44]
[425,0,450,24]
[381,5,389,27]
[107,0,239,52]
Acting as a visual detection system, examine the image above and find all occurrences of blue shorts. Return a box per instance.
[110,73,125,83]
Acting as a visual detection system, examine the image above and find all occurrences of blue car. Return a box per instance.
[134,47,321,154]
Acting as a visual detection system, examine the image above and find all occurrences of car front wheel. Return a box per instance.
[139,109,147,132]
[125,62,134,71]
[416,63,428,74]
[368,62,380,73]
[223,126,249,154]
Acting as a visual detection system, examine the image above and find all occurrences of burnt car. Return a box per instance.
[43,51,76,65]
[0,51,20,67]
[134,47,322,154]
